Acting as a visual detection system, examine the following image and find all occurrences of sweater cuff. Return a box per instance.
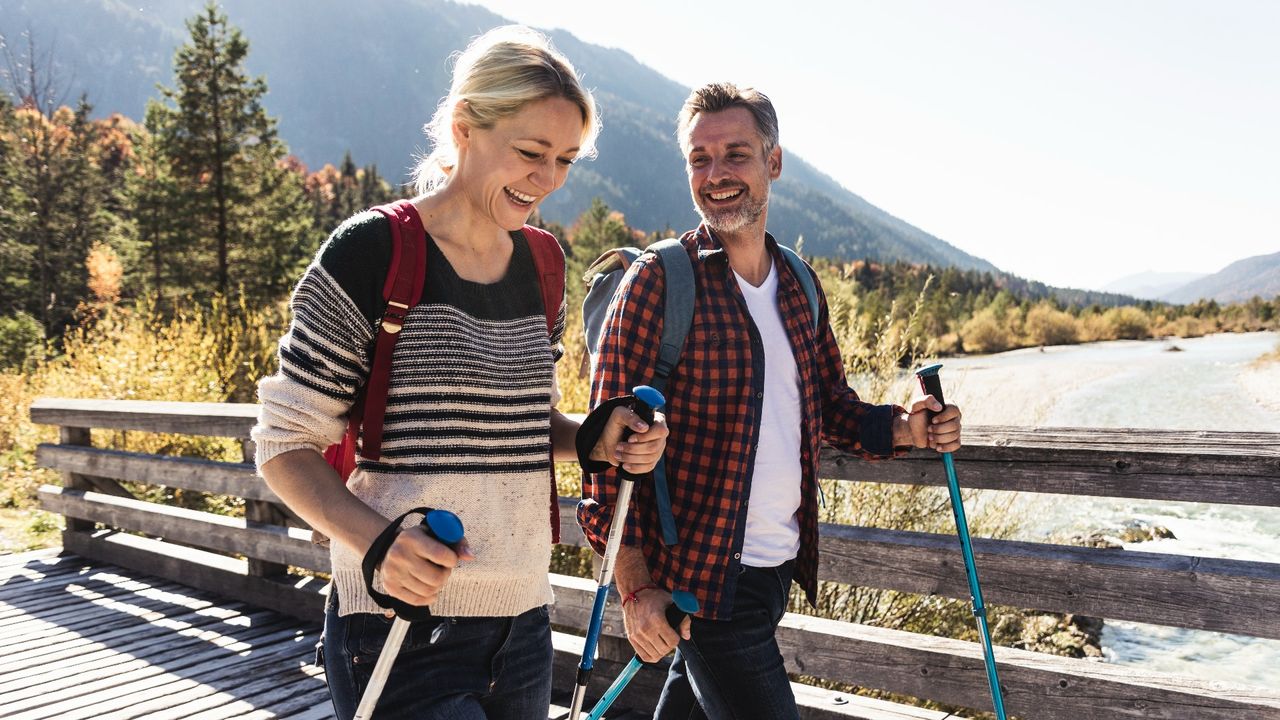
[254,439,327,470]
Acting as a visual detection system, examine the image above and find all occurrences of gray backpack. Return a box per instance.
[581,237,820,545]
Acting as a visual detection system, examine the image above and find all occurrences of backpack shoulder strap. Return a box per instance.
[360,200,428,461]
[649,238,695,386]
[521,224,568,543]
[522,225,566,338]
[778,245,820,332]
[645,237,694,547]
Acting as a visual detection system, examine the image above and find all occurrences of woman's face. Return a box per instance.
[454,95,585,232]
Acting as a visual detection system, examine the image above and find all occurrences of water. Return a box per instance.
[937,331,1280,688]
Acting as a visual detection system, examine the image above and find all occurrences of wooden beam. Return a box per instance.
[36,444,280,502]
[547,575,1280,719]
[39,485,328,572]
[58,530,327,621]
[823,427,1280,508]
[556,497,1280,640]
[817,523,1280,641]
[30,398,258,438]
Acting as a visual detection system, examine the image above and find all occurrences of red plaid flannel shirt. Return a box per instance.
[577,226,903,619]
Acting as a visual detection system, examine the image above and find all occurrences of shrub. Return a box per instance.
[1102,306,1151,340]
[1025,303,1080,346]
[960,307,1016,354]
[0,312,45,370]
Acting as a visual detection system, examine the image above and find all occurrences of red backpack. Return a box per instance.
[323,199,566,539]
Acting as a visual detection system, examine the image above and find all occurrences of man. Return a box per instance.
[577,82,963,719]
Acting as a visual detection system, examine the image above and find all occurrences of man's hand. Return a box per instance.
[622,588,691,663]
[894,395,963,453]
[378,527,475,608]
[589,406,669,474]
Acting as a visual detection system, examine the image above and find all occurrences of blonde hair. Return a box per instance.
[412,26,600,193]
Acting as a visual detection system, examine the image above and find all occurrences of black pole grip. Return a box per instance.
[915,364,947,421]
[362,507,464,622]
[664,602,686,629]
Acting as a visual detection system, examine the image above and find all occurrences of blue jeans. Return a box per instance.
[321,591,552,720]
[654,561,799,720]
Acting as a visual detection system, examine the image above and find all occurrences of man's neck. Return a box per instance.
[715,225,772,288]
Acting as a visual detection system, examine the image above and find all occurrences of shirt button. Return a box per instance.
[755,391,763,399]
[733,552,741,560]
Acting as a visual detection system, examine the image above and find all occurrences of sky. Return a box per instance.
[464,0,1278,291]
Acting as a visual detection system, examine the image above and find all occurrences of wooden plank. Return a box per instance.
[29,397,258,438]
[5,624,316,720]
[58,529,328,621]
[548,574,1280,720]
[823,433,1280,508]
[556,497,1280,640]
[35,444,281,502]
[0,621,307,715]
[39,486,328,572]
[817,523,1280,640]
[777,613,1280,720]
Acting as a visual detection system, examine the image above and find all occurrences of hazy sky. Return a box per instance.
[465,0,1278,291]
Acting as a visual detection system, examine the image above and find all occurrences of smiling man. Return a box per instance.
[578,82,965,718]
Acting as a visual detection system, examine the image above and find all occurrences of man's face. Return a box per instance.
[682,106,782,235]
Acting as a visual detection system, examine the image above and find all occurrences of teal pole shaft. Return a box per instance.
[586,657,643,720]
[941,451,1007,720]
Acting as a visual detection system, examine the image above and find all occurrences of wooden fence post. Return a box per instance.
[242,438,289,578]
[59,427,94,534]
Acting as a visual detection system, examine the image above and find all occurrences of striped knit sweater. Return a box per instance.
[252,210,565,618]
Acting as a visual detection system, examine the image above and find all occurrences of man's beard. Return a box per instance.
[695,186,768,234]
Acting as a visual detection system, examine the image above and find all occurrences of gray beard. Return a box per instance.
[696,193,768,234]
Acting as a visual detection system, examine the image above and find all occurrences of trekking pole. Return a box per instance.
[583,590,699,720]
[354,508,465,720]
[915,364,1007,720]
[569,385,666,720]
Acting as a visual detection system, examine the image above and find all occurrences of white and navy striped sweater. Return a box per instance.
[252,210,565,618]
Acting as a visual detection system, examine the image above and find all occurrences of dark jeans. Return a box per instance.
[321,591,552,720]
[654,561,799,720]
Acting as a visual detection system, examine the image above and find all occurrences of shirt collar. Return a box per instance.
[691,224,786,270]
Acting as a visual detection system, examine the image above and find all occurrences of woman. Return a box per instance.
[253,26,667,720]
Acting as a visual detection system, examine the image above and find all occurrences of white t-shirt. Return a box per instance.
[734,261,803,567]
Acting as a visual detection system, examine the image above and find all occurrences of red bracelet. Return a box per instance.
[620,584,660,608]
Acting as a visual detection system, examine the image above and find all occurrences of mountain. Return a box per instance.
[1161,252,1280,304]
[0,0,997,272]
[1101,271,1208,300]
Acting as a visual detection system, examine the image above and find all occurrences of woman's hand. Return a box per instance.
[378,528,476,608]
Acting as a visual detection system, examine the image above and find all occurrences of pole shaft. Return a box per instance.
[353,617,411,720]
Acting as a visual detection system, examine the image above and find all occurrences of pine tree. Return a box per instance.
[155,1,315,301]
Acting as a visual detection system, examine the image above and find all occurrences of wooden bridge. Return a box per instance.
[6,397,1280,718]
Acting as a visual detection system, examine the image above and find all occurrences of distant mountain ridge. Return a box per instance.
[1161,252,1280,304]
[1102,271,1209,300]
[1,0,996,272]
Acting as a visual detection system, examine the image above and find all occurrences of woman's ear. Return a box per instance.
[451,101,473,149]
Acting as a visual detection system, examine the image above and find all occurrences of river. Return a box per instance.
[931,331,1279,689]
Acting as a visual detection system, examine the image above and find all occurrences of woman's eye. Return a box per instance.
[517,148,540,160]
[557,157,576,167]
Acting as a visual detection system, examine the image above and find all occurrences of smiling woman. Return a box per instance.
[251,24,668,720]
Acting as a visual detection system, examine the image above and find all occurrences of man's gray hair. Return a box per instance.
[676,82,779,153]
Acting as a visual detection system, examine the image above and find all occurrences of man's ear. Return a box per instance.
[768,145,782,180]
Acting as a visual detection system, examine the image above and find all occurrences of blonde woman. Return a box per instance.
[253,26,667,720]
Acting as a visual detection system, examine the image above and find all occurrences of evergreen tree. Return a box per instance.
[155,2,315,301]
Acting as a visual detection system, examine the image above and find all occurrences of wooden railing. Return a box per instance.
[30,398,1280,719]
